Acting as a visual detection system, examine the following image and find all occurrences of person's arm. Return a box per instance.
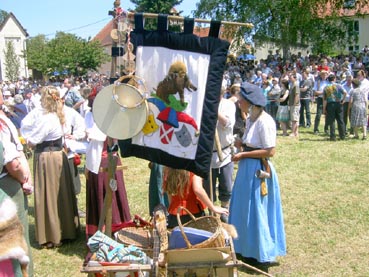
[278,90,289,102]
[192,175,229,216]
[232,147,275,162]
[5,152,33,195]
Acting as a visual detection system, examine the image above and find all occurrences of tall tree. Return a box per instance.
[26,32,109,78]
[130,0,183,30]
[194,0,369,57]
[0,10,9,24]
[4,41,20,82]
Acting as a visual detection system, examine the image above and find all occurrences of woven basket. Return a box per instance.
[115,226,153,250]
[176,206,225,249]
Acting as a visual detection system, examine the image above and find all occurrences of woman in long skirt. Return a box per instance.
[21,86,80,248]
[230,82,286,264]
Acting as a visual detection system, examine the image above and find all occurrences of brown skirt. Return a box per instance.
[33,150,80,245]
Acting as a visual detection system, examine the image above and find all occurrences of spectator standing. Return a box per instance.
[342,73,353,135]
[8,94,28,134]
[267,77,281,125]
[349,79,368,139]
[323,74,347,141]
[21,86,80,248]
[313,70,330,135]
[299,69,314,128]
[62,78,85,112]
[276,79,290,136]
[288,73,301,137]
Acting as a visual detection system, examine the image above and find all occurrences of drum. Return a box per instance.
[93,75,148,139]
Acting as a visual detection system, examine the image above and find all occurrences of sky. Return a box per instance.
[1,0,199,39]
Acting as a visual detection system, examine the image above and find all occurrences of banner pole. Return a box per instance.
[127,12,254,29]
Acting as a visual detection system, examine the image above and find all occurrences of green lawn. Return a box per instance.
[28,123,369,276]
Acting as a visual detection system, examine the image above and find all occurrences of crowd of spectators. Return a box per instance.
[222,49,369,140]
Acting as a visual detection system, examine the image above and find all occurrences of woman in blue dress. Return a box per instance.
[229,82,286,264]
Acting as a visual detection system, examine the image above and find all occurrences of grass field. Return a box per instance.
[28,123,369,276]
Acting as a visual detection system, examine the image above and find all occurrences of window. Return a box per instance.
[344,0,356,9]
[348,20,359,36]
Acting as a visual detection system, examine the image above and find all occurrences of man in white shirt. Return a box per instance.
[203,88,236,223]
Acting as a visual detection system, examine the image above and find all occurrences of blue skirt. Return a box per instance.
[229,158,286,262]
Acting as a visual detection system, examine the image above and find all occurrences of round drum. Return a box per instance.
[93,80,148,140]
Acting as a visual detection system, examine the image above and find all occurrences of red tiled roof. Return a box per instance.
[317,3,369,18]
[92,20,114,46]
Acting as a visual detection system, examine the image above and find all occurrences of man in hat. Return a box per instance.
[313,70,330,134]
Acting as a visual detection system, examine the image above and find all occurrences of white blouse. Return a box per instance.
[242,112,276,149]
[20,107,63,145]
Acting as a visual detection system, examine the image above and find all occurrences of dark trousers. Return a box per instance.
[326,102,345,139]
[299,99,311,127]
[203,162,234,203]
[314,97,323,132]
[343,102,352,134]
[268,101,279,123]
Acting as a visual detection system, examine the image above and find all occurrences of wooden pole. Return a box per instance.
[127,12,254,29]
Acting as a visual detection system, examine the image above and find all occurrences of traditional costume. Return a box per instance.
[21,107,80,246]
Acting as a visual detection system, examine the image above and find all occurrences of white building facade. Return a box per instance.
[0,13,29,81]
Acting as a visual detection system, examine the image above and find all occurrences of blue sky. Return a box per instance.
[1,0,199,39]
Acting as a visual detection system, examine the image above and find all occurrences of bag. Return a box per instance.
[73,153,81,166]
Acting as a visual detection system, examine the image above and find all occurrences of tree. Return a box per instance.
[26,32,109,78]
[25,35,49,76]
[4,40,20,82]
[130,0,183,30]
[194,0,369,57]
[0,9,9,24]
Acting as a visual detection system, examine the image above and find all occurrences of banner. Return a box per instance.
[119,14,230,179]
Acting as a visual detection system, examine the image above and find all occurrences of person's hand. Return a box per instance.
[212,206,229,216]
[22,182,33,195]
[231,152,243,162]
[65,134,75,140]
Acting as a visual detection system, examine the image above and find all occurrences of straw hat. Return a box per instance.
[92,76,148,139]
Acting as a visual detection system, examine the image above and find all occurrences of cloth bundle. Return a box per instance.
[87,231,147,264]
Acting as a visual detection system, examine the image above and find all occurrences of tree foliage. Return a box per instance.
[0,9,9,24]
[194,0,369,57]
[26,32,109,78]
[4,41,20,82]
[130,0,183,30]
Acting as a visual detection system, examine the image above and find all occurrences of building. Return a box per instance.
[0,12,29,81]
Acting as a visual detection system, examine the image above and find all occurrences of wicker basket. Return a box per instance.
[115,226,153,251]
[176,206,225,249]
